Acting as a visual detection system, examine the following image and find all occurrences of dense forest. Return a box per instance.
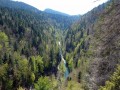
[0,0,120,90]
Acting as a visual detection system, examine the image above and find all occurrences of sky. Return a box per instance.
[13,0,108,15]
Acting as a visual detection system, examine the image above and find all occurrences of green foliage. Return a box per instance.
[0,32,8,51]
[5,79,13,90]
[17,86,24,90]
[34,76,52,90]
[18,58,29,79]
[30,72,35,85]
[99,65,120,90]
[66,81,83,90]
[0,63,8,80]
[68,58,74,72]
[59,61,66,73]
[0,32,8,43]
[30,55,44,74]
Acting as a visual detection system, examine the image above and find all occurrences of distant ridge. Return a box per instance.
[0,0,40,12]
[44,8,70,16]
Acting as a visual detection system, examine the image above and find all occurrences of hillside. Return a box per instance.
[44,8,70,16]
[0,0,39,12]
[0,0,120,90]
[64,0,120,90]
[0,0,79,89]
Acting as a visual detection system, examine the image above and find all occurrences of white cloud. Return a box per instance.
[13,0,108,15]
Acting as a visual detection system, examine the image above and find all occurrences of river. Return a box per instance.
[58,41,69,79]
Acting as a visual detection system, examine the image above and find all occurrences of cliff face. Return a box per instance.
[88,0,120,89]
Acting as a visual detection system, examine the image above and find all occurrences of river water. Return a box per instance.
[58,42,69,79]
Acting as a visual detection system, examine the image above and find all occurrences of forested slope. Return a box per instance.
[0,5,59,90]
[64,0,120,90]
[89,0,120,89]
[0,0,79,89]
